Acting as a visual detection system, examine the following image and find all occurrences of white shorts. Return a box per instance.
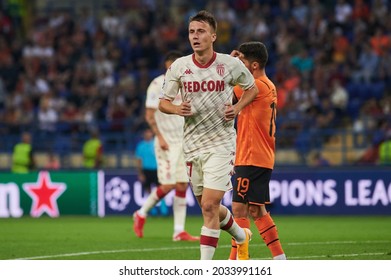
[186,152,235,197]
[155,140,188,185]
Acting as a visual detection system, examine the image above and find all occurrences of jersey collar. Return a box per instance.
[192,52,217,68]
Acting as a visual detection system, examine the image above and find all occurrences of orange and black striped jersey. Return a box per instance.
[234,75,277,169]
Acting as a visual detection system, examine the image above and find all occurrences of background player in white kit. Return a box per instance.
[159,10,259,259]
[133,51,199,242]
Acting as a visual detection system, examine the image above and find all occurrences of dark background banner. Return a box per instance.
[102,168,391,216]
[1,168,389,217]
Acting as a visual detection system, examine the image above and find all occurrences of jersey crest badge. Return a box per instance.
[216,64,225,77]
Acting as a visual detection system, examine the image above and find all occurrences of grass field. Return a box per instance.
[1,215,391,260]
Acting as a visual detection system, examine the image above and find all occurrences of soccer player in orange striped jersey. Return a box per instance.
[229,42,286,260]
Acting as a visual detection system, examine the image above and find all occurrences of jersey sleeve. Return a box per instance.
[231,58,255,91]
[145,77,161,109]
[161,61,181,101]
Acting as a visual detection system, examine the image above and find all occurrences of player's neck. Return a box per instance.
[194,49,214,65]
[254,69,266,79]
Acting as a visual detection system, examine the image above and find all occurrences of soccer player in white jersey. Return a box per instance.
[159,10,259,260]
[133,51,199,242]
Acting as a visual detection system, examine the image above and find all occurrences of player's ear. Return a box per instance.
[211,33,217,42]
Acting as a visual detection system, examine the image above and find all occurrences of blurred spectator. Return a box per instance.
[11,131,35,173]
[0,10,14,40]
[94,51,114,79]
[378,46,391,84]
[319,62,347,99]
[316,97,337,134]
[379,134,391,165]
[311,151,330,167]
[0,54,20,93]
[370,26,391,57]
[156,16,180,50]
[331,27,350,63]
[82,129,103,169]
[78,6,97,37]
[308,0,326,37]
[37,96,58,135]
[274,19,292,57]
[352,0,370,22]
[106,101,128,132]
[19,94,35,126]
[371,0,388,25]
[60,101,82,133]
[357,97,384,130]
[290,48,314,78]
[356,118,390,165]
[334,0,353,31]
[276,0,292,19]
[97,69,115,91]
[311,50,329,96]
[351,43,379,84]
[379,95,391,115]
[0,35,11,65]
[135,128,158,194]
[101,10,124,39]
[291,0,309,27]
[45,151,61,170]
[330,78,349,118]
[278,92,306,148]
[292,79,319,113]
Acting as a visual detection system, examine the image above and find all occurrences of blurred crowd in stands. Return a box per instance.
[0,0,390,165]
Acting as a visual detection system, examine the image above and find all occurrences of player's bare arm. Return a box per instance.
[224,85,258,121]
[159,99,192,117]
[145,107,169,150]
[235,85,258,111]
[145,108,159,135]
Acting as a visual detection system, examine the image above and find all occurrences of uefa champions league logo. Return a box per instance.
[104,177,131,211]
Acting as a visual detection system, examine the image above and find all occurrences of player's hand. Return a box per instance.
[230,50,243,59]
[177,100,192,116]
[158,135,169,151]
[224,103,236,121]
[230,50,240,57]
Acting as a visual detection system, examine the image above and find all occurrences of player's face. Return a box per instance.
[188,20,216,53]
[144,129,154,140]
[239,56,252,73]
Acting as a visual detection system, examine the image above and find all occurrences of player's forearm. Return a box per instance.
[145,108,161,136]
[147,120,161,137]
[233,85,258,113]
[159,99,178,115]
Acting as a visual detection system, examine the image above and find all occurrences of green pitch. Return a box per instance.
[1,216,390,260]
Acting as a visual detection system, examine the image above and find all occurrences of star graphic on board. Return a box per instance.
[23,171,66,217]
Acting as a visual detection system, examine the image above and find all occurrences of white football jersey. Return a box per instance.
[161,52,255,158]
[145,74,184,144]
